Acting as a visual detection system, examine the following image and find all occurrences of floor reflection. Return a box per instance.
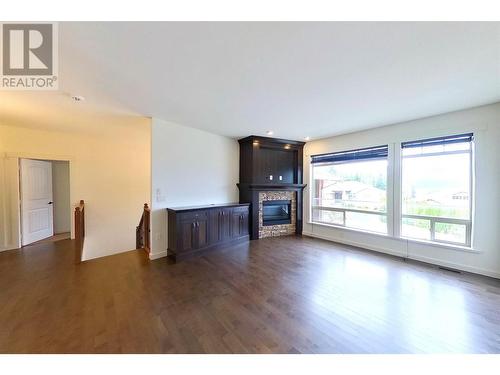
[308,250,474,353]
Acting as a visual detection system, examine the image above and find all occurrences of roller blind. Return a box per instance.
[401,133,473,149]
[311,145,388,164]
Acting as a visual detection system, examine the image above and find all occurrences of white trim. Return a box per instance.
[149,250,168,260]
[0,245,17,252]
[313,206,386,216]
[409,253,500,279]
[302,231,499,279]
[308,220,390,238]
[308,220,479,253]
[401,236,479,253]
[400,140,474,247]
[5,152,75,161]
[303,230,406,258]
[392,142,402,239]
[386,143,395,237]
[4,154,76,247]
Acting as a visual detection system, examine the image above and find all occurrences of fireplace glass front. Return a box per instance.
[262,200,292,226]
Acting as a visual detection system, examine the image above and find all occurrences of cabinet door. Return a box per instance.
[240,211,249,236]
[195,218,209,248]
[180,221,196,252]
[179,210,208,252]
[231,208,249,238]
[231,212,242,238]
[209,209,231,244]
[209,210,220,244]
[220,208,232,241]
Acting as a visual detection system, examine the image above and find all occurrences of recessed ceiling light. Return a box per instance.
[71,95,85,102]
[305,136,311,141]
[266,130,274,136]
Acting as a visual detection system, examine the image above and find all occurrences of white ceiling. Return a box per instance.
[2,22,500,140]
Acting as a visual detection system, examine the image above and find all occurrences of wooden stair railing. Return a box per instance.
[74,200,85,263]
[136,203,151,253]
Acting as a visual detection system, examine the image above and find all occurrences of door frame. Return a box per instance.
[3,152,74,250]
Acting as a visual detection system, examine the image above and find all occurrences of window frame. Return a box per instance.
[310,146,391,235]
[309,134,474,249]
[399,139,474,247]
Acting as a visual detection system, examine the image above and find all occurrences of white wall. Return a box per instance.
[303,103,500,278]
[52,161,71,234]
[0,120,151,260]
[0,134,7,250]
[150,118,239,259]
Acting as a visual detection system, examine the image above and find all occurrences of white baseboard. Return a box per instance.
[303,231,500,279]
[408,253,500,279]
[149,250,168,260]
[0,245,17,252]
[303,231,407,258]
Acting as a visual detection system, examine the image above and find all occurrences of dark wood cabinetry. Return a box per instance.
[231,206,250,238]
[209,207,232,244]
[178,211,209,252]
[167,203,249,262]
[238,135,304,185]
[237,136,306,240]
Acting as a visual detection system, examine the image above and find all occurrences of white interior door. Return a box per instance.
[20,159,54,245]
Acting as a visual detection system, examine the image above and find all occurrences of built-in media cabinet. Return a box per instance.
[167,203,250,262]
[237,136,306,239]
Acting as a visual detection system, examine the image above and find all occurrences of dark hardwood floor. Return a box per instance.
[1,235,499,353]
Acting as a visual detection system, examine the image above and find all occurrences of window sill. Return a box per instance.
[307,221,479,254]
[308,221,390,238]
[400,236,479,253]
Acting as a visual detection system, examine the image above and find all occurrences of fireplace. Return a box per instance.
[258,191,296,238]
[263,200,292,226]
[237,135,306,239]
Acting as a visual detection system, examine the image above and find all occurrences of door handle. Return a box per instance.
[48,201,53,205]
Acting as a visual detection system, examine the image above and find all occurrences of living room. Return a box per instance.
[1,2,499,373]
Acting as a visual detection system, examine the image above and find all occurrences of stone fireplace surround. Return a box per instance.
[258,191,296,238]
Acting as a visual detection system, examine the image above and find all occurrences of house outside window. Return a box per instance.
[401,133,474,246]
[310,133,474,248]
[311,145,388,234]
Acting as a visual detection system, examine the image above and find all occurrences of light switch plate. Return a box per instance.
[156,188,165,202]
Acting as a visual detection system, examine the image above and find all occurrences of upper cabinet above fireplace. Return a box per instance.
[238,136,305,185]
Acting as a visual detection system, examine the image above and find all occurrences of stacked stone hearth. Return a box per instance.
[258,191,296,238]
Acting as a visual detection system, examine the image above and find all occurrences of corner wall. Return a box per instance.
[0,119,151,260]
[303,103,500,278]
[150,119,239,259]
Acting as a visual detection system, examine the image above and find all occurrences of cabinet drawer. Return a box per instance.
[178,210,208,223]
[232,206,249,214]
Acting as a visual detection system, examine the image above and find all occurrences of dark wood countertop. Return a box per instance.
[167,202,249,212]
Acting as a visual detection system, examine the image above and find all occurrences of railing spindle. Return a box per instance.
[74,200,85,263]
